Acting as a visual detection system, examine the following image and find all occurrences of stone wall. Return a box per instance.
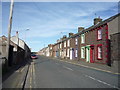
[110,32,120,72]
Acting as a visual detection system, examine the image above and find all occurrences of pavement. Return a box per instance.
[50,57,120,75]
[25,55,120,89]
[2,60,31,89]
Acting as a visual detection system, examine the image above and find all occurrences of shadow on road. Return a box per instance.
[2,59,32,83]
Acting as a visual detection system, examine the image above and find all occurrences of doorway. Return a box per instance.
[86,45,90,63]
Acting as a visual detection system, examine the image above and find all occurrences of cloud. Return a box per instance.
[28,41,42,44]
[12,2,117,36]
[2,2,118,51]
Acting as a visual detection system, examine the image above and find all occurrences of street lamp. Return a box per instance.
[6,0,14,67]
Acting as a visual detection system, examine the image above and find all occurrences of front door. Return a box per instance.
[90,46,94,63]
[86,46,90,63]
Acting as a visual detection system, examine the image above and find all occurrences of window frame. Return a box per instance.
[67,39,70,47]
[81,47,85,58]
[97,44,103,60]
[64,41,66,47]
[60,43,62,48]
[75,49,78,57]
[75,38,78,45]
[67,48,70,57]
[97,28,102,40]
[81,34,85,44]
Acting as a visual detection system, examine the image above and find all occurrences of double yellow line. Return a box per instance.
[29,61,36,89]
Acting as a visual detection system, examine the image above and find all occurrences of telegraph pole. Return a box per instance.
[6,0,14,67]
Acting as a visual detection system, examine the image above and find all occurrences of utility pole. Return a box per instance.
[6,0,14,67]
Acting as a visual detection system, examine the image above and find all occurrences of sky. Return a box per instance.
[1,2,118,52]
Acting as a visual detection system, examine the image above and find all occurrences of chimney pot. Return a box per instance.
[78,27,84,32]
[16,31,19,38]
[94,18,102,25]
[62,35,67,40]
[69,33,74,37]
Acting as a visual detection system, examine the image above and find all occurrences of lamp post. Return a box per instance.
[6,0,14,67]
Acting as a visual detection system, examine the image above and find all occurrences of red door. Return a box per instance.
[90,45,94,63]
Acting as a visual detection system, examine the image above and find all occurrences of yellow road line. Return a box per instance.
[30,85,32,88]
[21,81,23,86]
[30,77,32,84]
[58,60,120,75]
[20,67,25,72]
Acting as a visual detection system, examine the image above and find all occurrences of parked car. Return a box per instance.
[31,54,38,59]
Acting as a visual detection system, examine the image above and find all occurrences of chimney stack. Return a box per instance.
[69,33,74,37]
[57,39,60,43]
[94,17,102,25]
[62,35,67,40]
[78,27,84,32]
[16,31,19,38]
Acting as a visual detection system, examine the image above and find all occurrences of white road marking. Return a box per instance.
[63,66,73,71]
[55,63,59,65]
[85,75,119,89]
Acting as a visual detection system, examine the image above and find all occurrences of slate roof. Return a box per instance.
[54,13,120,45]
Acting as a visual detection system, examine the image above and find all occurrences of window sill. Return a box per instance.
[81,57,85,59]
[97,39,102,41]
[97,58,102,60]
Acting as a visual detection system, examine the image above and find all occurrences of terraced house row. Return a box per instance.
[39,13,120,67]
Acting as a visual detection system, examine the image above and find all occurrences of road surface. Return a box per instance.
[25,55,119,89]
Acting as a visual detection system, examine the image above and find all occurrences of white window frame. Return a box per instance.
[97,46,102,59]
[60,43,62,48]
[67,39,70,47]
[81,47,85,58]
[67,48,70,57]
[81,34,85,43]
[64,41,66,47]
[75,49,78,57]
[98,29,102,40]
[75,38,78,45]
[64,49,66,57]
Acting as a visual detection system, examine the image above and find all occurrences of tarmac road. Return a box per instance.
[25,55,120,89]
